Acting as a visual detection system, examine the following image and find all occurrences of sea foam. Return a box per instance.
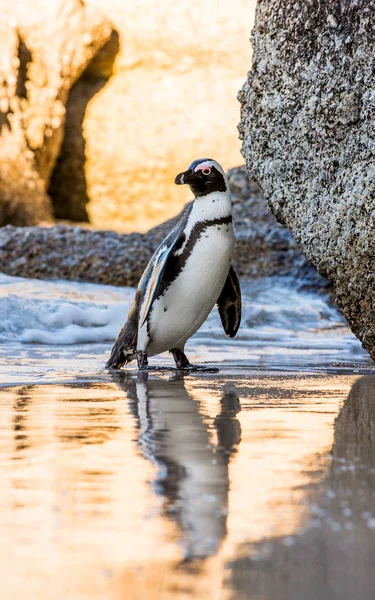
[0,275,131,344]
[0,273,358,352]
[0,273,371,386]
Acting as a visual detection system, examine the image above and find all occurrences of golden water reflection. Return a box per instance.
[1,373,372,599]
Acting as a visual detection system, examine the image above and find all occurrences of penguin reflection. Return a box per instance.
[114,373,241,560]
[12,386,32,456]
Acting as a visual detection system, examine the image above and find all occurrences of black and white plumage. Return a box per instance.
[106,158,241,371]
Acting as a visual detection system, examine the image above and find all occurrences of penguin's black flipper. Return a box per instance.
[217,266,241,338]
[106,297,139,369]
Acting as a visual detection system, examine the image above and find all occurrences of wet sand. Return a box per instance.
[1,369,375,599]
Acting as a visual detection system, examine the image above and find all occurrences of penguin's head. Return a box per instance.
[174,158,228,198]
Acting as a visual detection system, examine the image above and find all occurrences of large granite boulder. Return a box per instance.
[0,0,112,227]
[239,0,375,360]
[48,0,257,232]
[1,1,257,231]
[0,168,323,287]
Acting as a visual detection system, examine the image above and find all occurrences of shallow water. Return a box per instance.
[0,274,371,387]
[1,275,375,599]
[1,373,375,599]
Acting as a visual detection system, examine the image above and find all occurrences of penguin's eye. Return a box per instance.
[202,167,211,176]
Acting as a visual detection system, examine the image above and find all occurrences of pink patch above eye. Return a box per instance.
[194,162,213,175]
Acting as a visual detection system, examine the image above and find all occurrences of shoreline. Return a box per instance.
[2,370,375,599]
[2,357,375,390]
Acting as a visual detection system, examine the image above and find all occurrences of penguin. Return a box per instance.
[106,158,241,371]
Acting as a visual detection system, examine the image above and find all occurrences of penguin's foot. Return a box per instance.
[137,350,148,370]
[170,348,219,372]
[137,352,176,372]
[171,348,191,369]
[179,365,220,373]
[143,366,176,372]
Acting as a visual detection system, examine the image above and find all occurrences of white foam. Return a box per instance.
[0,275,133,345]
[0,273,369,371]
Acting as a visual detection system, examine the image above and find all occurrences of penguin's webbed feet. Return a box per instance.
[170,348,191,369]
[180,365,219,373]
[171,348,219,373]
[137,350,149,370]
[136,349,219,373]
[137,351,175,372]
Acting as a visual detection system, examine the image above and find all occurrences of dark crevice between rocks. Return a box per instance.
[0,33,31,133]
[15,35,31,100]
[48,29,120,222]
[0,111,10,132]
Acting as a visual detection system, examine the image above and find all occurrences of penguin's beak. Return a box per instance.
[174,170,193,185]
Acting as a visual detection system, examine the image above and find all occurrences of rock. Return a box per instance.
[0,167,322,287]
[238,0,375,360]
[48,31,120,222]
[48,0,257,232]
[0,0,112,226]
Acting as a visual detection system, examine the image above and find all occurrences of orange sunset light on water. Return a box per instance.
[0,375,357,599]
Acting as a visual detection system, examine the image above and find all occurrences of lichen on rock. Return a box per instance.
[239,0,375,360]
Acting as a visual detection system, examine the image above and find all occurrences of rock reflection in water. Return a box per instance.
[1,373,370,600]
[114,372,241,560]
[229,375,375,600]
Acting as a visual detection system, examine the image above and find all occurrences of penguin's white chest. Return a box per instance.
[139,222,234,356]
